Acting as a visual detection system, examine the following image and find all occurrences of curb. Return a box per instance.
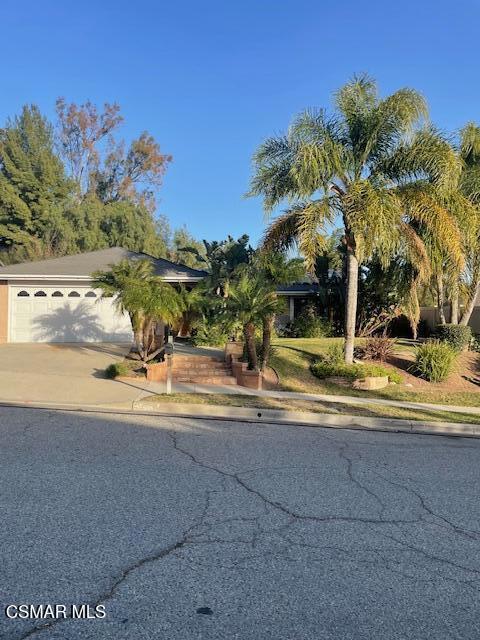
[133,401,479,437]
[0,398,477,439]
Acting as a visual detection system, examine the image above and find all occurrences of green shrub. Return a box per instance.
[310,361,402,384]
[435,324,472,352]
[105,362,130,379]
[470,334,480,353]
[289,305,334,338]
[191,319,230,347]
[320,342,345,365]
[414,340,457,382]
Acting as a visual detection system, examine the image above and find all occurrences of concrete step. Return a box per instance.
[174,375,238,385]
[172,362,228,371]
[173,367,232,375]
[173,355,223,363]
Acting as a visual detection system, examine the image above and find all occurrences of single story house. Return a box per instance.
[275,282,321,326]
[0,247,322,344]
[0,247,206,343]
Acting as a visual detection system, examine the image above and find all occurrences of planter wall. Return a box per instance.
[224,341,244,363]
[146,361,167,382]
[231,357,263,390]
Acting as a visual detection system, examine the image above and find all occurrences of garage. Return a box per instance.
[0,247,207,344]
[9,285,132,343]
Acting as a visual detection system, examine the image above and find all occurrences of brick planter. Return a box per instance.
[231,358,263,390]
[145,361,167,382]
[238,368,263,390]
[224,341,244,363]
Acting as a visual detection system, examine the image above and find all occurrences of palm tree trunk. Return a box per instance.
[261,315,274,372]
[436,273,446,325]
[344,244,358,364]
[460,277,480,326]
[450,289,459,324]
[244,322,258,370]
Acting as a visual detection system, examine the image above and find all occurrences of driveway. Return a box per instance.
[1,407,479,639]
[0,343,150,406]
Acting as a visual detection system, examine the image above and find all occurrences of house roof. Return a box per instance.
[276,282,320,295]
[0,247,207,281]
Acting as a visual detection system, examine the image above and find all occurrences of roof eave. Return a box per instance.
[1,274,205,282]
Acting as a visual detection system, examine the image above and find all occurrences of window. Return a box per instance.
[34,291,47,297]
[52,291,64,297]
[17,290,30,297]
[68,291,81,297]
[85,291,97,298]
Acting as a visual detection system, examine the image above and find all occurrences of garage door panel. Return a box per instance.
[10,287,133,343]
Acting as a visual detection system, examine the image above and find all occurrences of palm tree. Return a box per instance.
[227,272,281,370]
[456,123,480,326]
[254,252,305,371]
[249,75,462,363]
[92,258,184,362]
[91,258,153,348]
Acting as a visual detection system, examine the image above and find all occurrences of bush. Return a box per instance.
[288,305,334,338]
[435,324,472,352]
[357,336,396,362]
[191,316,233,347]
[105,362,130,379]
[470,334,480,353]
[414,340,457,382]
[319,342,345,365]
[310,361,402,384]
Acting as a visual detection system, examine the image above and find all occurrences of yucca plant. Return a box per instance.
[250,75,463,363]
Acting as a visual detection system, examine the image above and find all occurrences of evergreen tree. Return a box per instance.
[0,105,72,256]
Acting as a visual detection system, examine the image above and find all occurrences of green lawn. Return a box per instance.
[271,338,480,408]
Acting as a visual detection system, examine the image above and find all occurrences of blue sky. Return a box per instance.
[1,0,479,245]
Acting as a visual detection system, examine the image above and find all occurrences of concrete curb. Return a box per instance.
[133,401,479,437]
[0,398,477,439]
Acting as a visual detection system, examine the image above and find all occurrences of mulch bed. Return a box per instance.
[387,351,480,392]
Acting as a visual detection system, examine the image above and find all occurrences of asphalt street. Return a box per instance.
[0,406,479,639]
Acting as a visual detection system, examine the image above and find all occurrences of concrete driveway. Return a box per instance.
[1,407,479,639]
[0,343,150,406]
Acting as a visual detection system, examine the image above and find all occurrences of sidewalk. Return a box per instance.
[139,380,480,417]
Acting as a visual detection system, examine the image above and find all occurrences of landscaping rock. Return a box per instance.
[352,376,389,390]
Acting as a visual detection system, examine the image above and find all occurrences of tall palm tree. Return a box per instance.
[249,75,462,363]
[456,123,480,326]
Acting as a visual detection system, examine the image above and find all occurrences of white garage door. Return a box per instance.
[9,286,133,343]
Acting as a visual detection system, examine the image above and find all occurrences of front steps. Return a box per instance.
[172,355,237,385]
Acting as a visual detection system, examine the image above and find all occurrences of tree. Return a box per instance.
[455,123,480,326]
[56,98,171,206]
[0,105,72,256]
[56,98,123,196]
[227,271,281,370]
[180,234,253,296]
[253,252,304,371]
[92,259,184,362]
[170,226,208,269]
[250,75,462,362]
[94,132,172,206]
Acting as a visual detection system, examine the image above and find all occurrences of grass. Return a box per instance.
[142,392,480,425]
[271,338,480,407]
